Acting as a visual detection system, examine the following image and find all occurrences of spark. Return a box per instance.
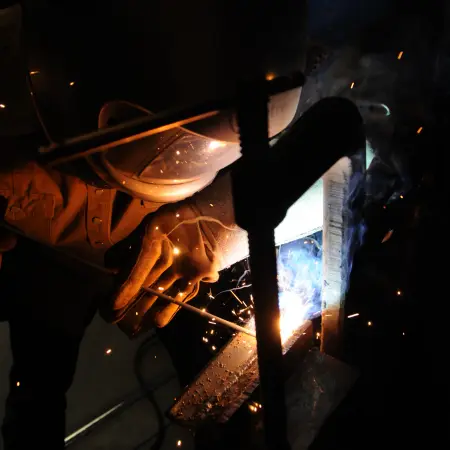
[208,321,217,325]
[158,286,164,291]
[248,404,258,413]
[178,292,184,297]
[397,51,404,60]
[396,290,402,296]
[211,345,216,351]
[210,329,215,335]
[382,229,394,243]
[176,150,180,155]
[69,81,75,86]
[350,82,355,89]
[416,126,423,134]
[135,312,139,316]
[209,203,214,207]
[177,440,182,447]
[201,308,206,312]
[347,313,360,319]
[160,169,164,174]
[176,213,180,218]
[173,247,180,255]
[16,381,20,387]
[400,194,404,199]
[105,348,112,355]
[155,226,159,230]
[367,321,372,326]
[202,337,209,343]
[315,332,321,339]
[207,289,215,299]
[30,70,40,75]
[0,104,6,109]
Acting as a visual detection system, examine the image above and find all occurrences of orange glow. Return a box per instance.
[265,72,276,81]
[397,51,404,60]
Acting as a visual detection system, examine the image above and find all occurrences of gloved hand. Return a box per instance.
[102,173,248,335]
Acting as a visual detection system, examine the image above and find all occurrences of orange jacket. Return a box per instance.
[0,162,160,266]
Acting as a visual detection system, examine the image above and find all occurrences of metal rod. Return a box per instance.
[41,108,221,167]
[38,74,303,168]
[143,287,256,338]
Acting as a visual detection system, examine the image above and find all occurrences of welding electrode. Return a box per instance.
[142,287,256,337]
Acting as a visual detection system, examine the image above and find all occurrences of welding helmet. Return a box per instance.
[1,0,306,202]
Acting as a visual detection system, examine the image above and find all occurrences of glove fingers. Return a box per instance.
[152,280,200,328]
[143,238,174,288]
[112,238,162,311]
[139,269,182,317]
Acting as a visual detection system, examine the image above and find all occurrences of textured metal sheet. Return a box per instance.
[169,320,313,425]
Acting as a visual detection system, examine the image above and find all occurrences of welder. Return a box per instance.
[0,1,310,447]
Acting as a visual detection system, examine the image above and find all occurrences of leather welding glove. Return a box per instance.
[102,173,249,334]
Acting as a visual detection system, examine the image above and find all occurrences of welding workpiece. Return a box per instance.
[229,92,364,450]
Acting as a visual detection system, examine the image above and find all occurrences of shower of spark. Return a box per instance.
[246,238,322,344]
[202,235,322,349]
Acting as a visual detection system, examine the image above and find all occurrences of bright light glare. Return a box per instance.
[278,291,310,342]
[209,140,226,150]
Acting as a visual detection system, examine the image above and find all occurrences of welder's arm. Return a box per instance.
[103,171,248,328]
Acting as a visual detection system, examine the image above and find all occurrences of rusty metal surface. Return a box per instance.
[169,320,313,426]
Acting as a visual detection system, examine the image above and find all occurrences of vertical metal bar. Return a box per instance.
[247,229,290,450]
[321,151,366,358]
[233,77,290,450]
[321,158,353,357]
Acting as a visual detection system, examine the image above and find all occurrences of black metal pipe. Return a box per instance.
[233,77,290,450]
[247,229,290,450]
